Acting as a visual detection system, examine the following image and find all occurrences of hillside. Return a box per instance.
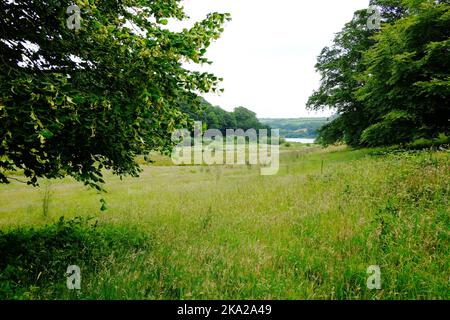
[259,118,330,138]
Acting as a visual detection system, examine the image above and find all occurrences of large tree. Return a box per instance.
[0,0,230,189]
[307,0,407,146]
[309,0,449,147]
[307,8,375,146]
[357,0,450,146]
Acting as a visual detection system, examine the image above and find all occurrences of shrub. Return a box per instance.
[0,217,150,299]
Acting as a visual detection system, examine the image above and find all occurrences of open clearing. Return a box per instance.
[0,145,448,299]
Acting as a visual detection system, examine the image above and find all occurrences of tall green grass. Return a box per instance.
[0,146,448,299]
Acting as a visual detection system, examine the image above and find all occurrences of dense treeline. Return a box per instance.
[181,98,270,134]
[307,0,449,147]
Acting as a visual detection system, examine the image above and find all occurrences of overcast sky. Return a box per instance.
[170,0,370,118]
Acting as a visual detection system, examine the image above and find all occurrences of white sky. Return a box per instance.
[170,0,370,118]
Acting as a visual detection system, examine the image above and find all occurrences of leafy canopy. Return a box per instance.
[0,0,230,189]
[308,0,449,147]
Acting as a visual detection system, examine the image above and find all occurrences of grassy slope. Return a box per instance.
[0,145,448,299]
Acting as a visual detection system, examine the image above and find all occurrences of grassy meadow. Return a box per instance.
[0,144,448,299]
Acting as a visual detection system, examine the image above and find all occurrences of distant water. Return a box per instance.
[285,138,316,144]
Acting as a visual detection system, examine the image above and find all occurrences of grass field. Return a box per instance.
[0,144,448,300]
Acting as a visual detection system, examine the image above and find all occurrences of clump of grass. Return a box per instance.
[41,182,52,218]
[0,217,151,299]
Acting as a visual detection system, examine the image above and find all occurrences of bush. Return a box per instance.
[0,217,150,299]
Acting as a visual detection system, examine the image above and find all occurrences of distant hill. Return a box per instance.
[259,118,331,138]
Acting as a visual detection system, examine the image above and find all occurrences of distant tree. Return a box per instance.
[206,110,220,130]
[233,107,268,131]
[181,99,268,134]
[0,0,230,189]
[221,111,237,131]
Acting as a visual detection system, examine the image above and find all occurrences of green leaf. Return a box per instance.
[40,129,54,139]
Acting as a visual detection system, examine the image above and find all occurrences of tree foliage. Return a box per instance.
[308,0,449,147]
[180,98,269,134]
[0,0,230,188]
